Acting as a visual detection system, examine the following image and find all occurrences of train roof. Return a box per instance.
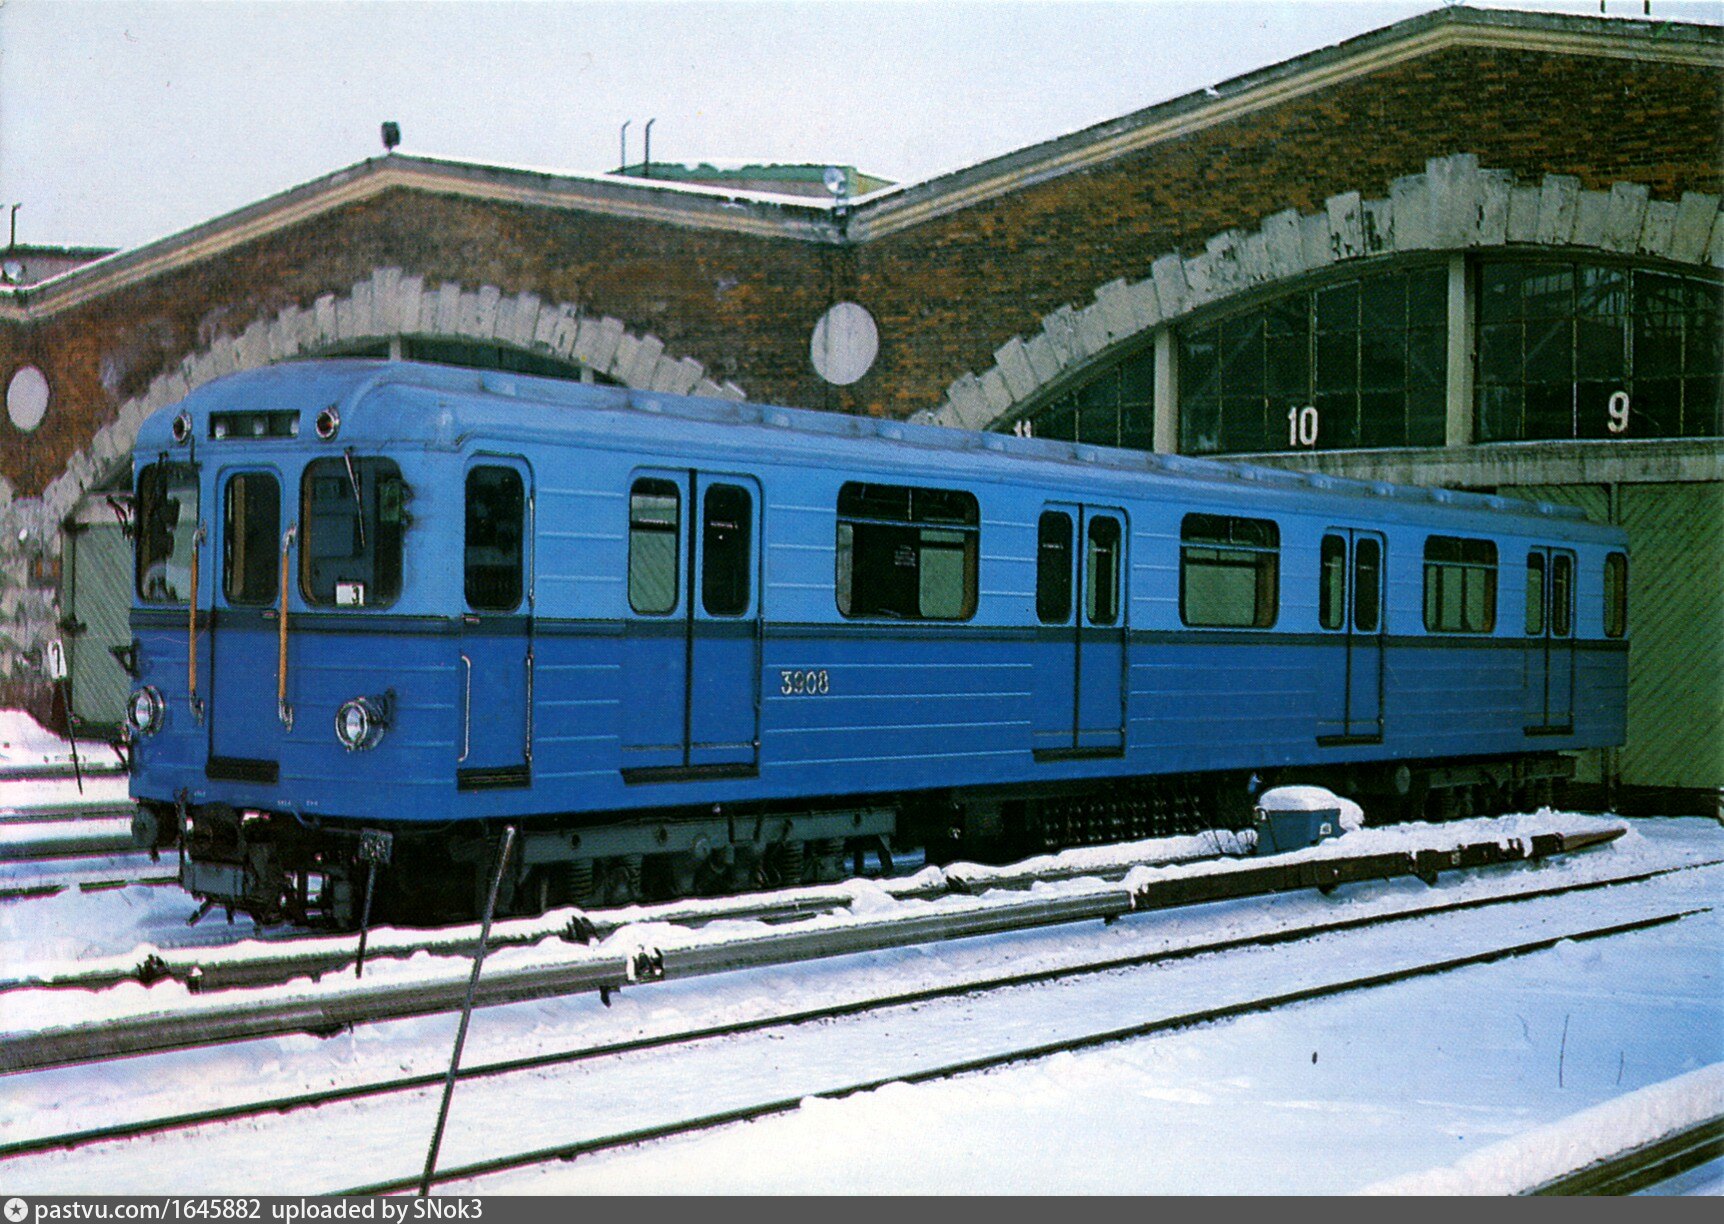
[141,359,1618,541]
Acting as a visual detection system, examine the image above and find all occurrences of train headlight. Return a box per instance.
[127,686,165,736]
[335,696,389,751]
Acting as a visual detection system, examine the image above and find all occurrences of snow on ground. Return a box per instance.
[450,847,1722,1195]
[1359,1062,1724,1195]
[0,817,1717,1194]
[5,849,1717,1194]
[0,711,123,778]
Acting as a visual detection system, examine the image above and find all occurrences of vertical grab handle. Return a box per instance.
[458,653,472,762]
[187,521,206,723]
[278,525,296,730]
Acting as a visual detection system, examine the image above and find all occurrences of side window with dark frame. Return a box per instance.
[1551,553,1573,637]
[835,482,978,621]
[628,478,680,615]
[299,456,407,608]
[701,483,752,617]
[1179,513,1279,628]
[1036,511,1073,624]
[223,471,280,606]
[1318,534,1345,630]
[1086,516,1122,626]
[1604,552,1628,638]
[1524,551,1545,636]
[465,467,524,612]
[1423,536,1497,633]
[1353,536,1382,632]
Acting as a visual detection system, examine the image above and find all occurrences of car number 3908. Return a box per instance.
[780,669,831,695]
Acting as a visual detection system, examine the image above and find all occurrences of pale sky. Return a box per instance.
[1,0,1717,252]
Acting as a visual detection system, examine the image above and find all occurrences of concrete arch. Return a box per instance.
[921,153,1724,433]
[0,268,748,679]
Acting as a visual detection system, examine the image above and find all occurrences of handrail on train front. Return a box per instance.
[187,520,205,723]
[278,525,296,731]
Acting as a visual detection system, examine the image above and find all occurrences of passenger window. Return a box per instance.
[135,461,199,604]
[300,456,407,608]
[1524,552,1545,636]
[629,478,680,615]
[223,472,279,606]
[1036,511,1073,624]
[835,482,978,620]
[1179,513,1278,628]
[1086,516,1122,626]
[1551,554,1572,637]
[1423,536,1497,633]
[1318,535,1345,630]
[701,484,752,617]
[1353,537,1381,633]
[1604,552,1628,638]
[464,467,524,612]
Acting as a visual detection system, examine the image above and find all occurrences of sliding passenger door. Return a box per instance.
[622,470,761,780]
[688,475,762,770]
[1316,528,1386,745]
[1033,503,1127,759]
[209,467,282,782]
[458,459,533,790]
[1523,547,1575,736]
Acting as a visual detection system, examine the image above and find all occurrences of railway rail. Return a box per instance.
[0,828,1243,993]
[0,824,1633,1072]
[0,790,155,899]
[1531,1116,1724,1195]
[0,871,1702,1195]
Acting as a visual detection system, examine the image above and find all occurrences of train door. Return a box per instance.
[208,468,284,782]
[1316,528,1386,745]
[1032,503,1127,759]
[622,470,761,779]
[1523,547,1575,735]
[457,459,533,790]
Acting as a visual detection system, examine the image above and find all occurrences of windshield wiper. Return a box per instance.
[342,448,367,551]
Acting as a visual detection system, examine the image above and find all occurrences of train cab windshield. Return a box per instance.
[135,461,200,603]
[300,455,408,607]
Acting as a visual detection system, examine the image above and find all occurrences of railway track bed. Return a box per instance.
[0,812,1719,1193]
[0,813,1639,1069]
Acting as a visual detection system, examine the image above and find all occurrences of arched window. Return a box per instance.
[1178,265,1447,456]
[1477,260,1722,442]
[309,337,618,385]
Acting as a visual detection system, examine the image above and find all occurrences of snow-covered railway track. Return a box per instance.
[409,905,1706,1196]
[1530,1115,1724,1195]
[0,875,1703,1195]
[0,823,1631,1073]
[0,795,159,899]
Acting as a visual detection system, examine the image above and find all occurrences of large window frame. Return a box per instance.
[1179,513,1279,629]
[1423,536,1497,634]
[835,482,979,622]
[1477,258,1722,442]
[298,455,408,609]
[135,460,200,605]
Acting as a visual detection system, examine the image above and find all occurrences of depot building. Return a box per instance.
[1,7,1718,811]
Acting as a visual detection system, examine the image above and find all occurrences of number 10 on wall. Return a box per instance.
[1287,404,1319,448]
